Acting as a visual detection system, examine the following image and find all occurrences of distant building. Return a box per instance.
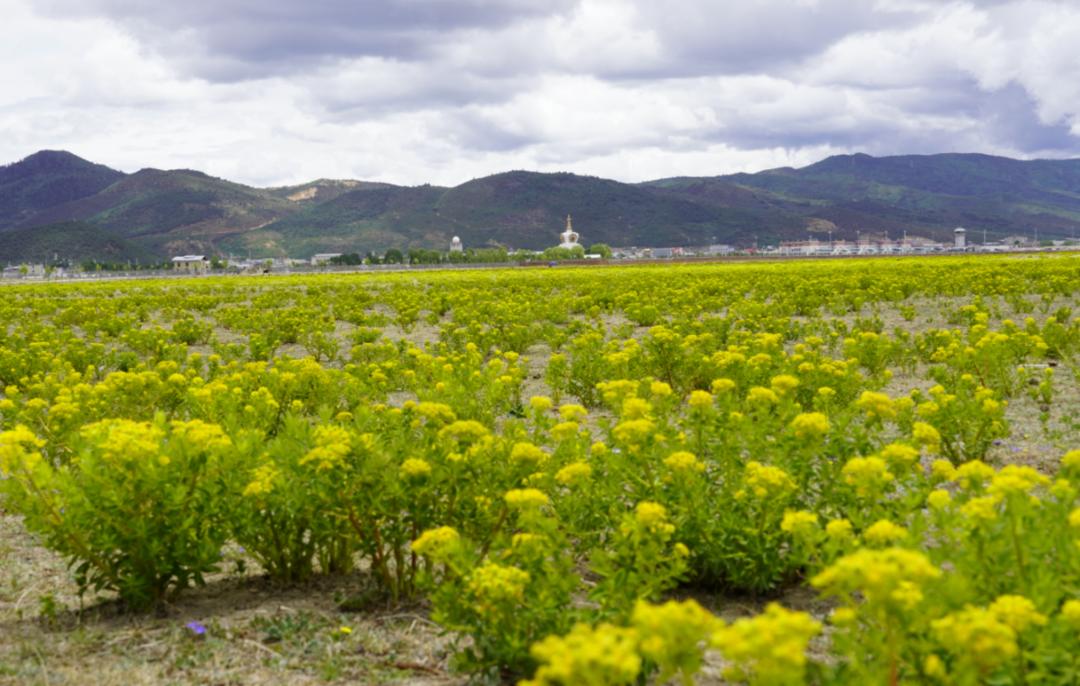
[1000,235,1034,247]
[311,253,343,266]
[450,236,463,253]
[706,244,735,256]
[954,227,967,249]
[171,255,208,273]
[558,215,581,250]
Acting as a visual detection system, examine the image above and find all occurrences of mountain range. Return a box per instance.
[2,149,1079,262]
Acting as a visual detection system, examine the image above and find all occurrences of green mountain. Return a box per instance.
[649,153,1080,241]
[3,150,1079,262]
[0,150,125,230]
[0,221,156,264]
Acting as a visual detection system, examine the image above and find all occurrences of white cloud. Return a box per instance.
[1,0,1078,187]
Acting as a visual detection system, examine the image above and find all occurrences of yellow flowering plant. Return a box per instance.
[0,416,237,609]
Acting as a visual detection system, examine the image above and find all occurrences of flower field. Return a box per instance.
[1,254,1079,685]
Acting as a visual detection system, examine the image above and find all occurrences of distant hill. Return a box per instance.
[0,221,157,264]
[2,149,1078,262]
[0,151,125,230]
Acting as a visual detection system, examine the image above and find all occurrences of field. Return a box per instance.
[1,254,1079,685]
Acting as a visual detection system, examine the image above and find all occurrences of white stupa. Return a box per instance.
[450,235,463,252]
[558,214,580,250]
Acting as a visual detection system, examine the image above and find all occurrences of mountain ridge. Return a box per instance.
[2,150,1078,262]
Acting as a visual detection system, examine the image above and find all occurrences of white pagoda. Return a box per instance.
[558,214,581,250]
[450,235,463,252]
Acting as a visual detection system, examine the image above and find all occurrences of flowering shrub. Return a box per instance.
[0,256,1077,683]
[1,417,235,609]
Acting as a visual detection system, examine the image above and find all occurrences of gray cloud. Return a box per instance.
[35,0,580,80]
[4,0,1080,186]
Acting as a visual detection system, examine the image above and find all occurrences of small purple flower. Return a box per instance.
[993,439,1004,446]
[185,621,207,636]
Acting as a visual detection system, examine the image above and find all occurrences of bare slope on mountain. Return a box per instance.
[217,184,448,256]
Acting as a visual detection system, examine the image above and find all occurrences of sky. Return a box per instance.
[1,0,1079,187]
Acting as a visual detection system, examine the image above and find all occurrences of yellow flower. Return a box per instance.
[438,420,490,444]
[411,526,460,559]
[504,488,549,510]
[747,386,778,406]
[913,422,942,451]
[710,603,820,686]
[299,424,352,470]
[242,462,279,497]
[80,419,164,464]
[989,464,1049,499]
[789,412,830,440]
[857,391,896,420]
[863,520,908,546]
[400,458,432,479]
[930,459,957,482]
[467,562,530,614]
[781,510,818,538]
[825,519,854,543]
[927,489,952,510]
[529,396,553,412]
[923,654,946,679]
[1061,600,1080,630]
[961,495,1001,524]
[664,451,705,474]
[621,397,651,420]
[955,460,995,490]
[554,461,592,486]
[524,622,641,686]
[612,419,655,447]
[711,378,736,394]
[879,443,919,470]
[745,461,796,499]
[632,599,717,680]
[1068,508,1080,529]
[688,390,714,409]
[510,442,548,466]
[770,374,799,395]
[842,456,894,498]
[558,403,588,421]
[415,401,456,424]
[551,421,580,441]
[649,381,673,398]
[989,595,1047,633]
[1063,450,1080,471]
[932,606,1017,671]
[634,501,672,531]
[812,548,940,607]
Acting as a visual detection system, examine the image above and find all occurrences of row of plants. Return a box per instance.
[0,254,1078,684]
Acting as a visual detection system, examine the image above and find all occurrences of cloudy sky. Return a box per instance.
[2,0,1079,187]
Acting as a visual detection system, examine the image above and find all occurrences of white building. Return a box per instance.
[311,253,343,266]
[558,215,581,250]
[954,227,967,249]
[171,255,209,273]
